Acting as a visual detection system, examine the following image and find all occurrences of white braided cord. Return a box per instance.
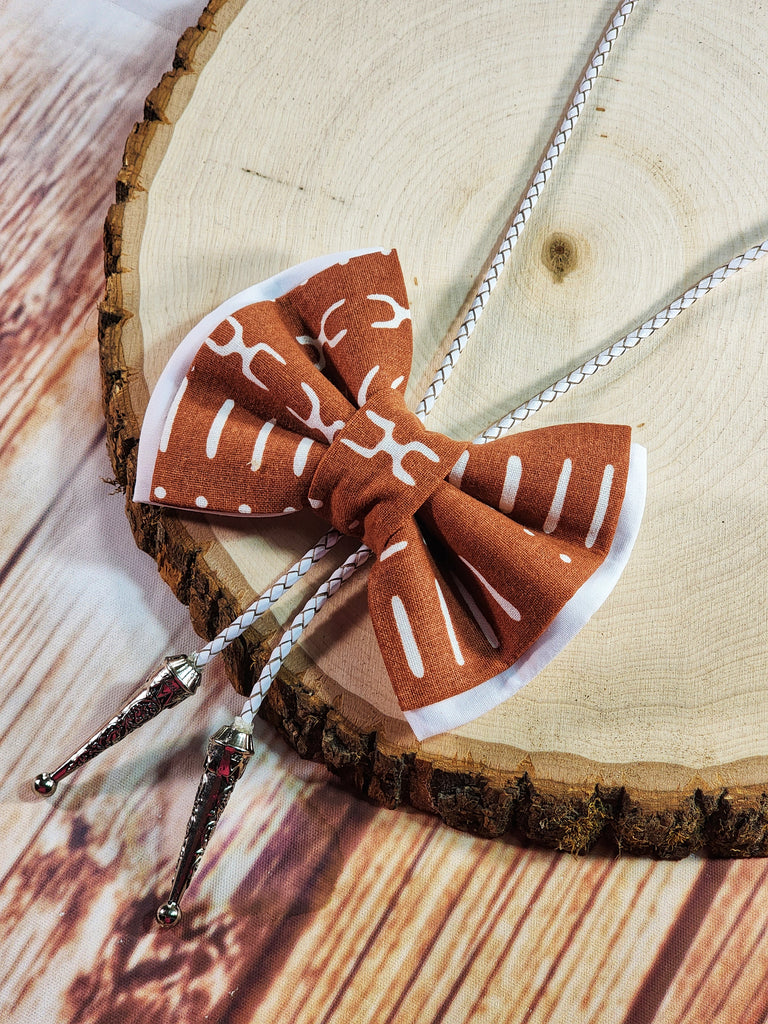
[414,0,639,422]
[240,545,373,723]
[475,241,768,444]
[192,529,342,669]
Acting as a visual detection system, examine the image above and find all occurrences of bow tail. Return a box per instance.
[408,444,645,738]
[367,520,514,739]
[368,437,645,740]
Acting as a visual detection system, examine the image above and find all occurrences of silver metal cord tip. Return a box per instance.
[31,655,202,794]
[33,773,57,796]
[156,719,254,922]
[156,902,182,928]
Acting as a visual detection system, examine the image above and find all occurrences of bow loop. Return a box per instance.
[448,423,633,547]
[283,249,413,406]
[205,298,355,440]
[308,389,467,553]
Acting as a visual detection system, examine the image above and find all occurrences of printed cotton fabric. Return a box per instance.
[135,249,645,739]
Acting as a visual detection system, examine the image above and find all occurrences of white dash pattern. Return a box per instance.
[250,419,275,471]
[434,579,465,666]
[206,398,234,458]
[451,573,500,649]
[449,450,469,488]
[391,596,425,677]
[459,556,521,621]
[499,454,522,513]
[292,436,314,476]
[380,540,408,561]
[585,464,614,548]
[543,458,572,534]
[357,364,379,406]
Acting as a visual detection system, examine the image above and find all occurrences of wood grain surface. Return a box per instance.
[102,0,768,851]
[2,1,768,1022]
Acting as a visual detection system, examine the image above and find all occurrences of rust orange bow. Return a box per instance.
[135,249,645,738]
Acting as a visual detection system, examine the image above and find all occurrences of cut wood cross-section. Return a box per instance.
[99,0,768,857]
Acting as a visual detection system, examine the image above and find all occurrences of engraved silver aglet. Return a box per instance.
[33,655,202,796]
[156,718,254,927]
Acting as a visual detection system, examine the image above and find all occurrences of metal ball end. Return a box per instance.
[33,773,57,796]
[156,902,182,928]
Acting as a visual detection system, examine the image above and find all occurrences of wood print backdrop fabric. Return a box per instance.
[7,0,768,1020]
[135,248,645,738]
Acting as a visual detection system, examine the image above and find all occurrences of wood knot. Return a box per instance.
[542,232,578,282]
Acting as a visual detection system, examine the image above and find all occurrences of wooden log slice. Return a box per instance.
[100,0,768,857]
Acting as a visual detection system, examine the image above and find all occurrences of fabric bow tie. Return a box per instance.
[135,248,645,739]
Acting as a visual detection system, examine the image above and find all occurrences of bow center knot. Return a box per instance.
[309,390,467,554]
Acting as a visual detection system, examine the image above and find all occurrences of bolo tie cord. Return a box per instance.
[32,0,767,926]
